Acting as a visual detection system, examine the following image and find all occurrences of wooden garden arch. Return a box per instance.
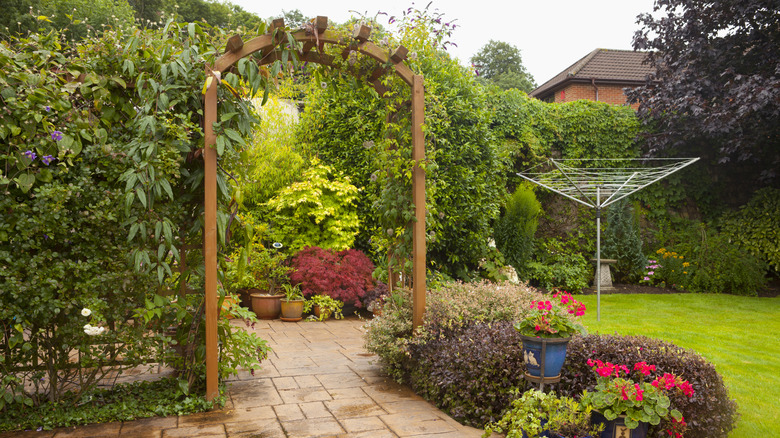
[202,17,426,400]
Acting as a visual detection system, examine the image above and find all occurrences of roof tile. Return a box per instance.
[530,49,653,98]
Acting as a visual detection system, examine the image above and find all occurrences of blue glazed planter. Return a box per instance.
[591,411,648,438]
[520,335,571,378]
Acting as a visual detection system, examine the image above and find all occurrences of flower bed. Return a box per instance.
[364,282,738,437]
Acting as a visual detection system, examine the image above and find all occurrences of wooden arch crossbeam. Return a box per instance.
[202,16,426,400]
[214,17,414,94]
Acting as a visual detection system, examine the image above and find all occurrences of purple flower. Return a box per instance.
[644,277,651,281]
[51,131,63,141]
[42,155,54,165]
[45,106,51,112]
[24,150,36,160]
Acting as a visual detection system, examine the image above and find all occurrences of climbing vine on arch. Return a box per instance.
[296,7,506,280]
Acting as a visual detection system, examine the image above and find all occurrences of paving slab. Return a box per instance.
[10,317,489,438]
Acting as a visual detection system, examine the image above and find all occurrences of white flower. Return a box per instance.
[81,308,91,317]
[83,324,105,336]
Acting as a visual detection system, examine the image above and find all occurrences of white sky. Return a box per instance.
[229,0,657,86]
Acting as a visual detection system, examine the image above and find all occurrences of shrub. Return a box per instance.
[362,281,388,309]
[239,96,307,207]
[526,238,591,292]
[364,281,545,383]
[561,334,738,438]
[408,321,528,427]
[264,162,361,253]
[494,184,541,277]
[720,187,780,274]
[603,199,646,282]
[289,246,375,307]
[680,232,767,295]
[423,281,546,333]
[646,230,767,295]
[366,292,738,437]
[363,288,414,382]
[365,281,549,424]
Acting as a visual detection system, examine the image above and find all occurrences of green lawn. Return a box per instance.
[577,293,780,438]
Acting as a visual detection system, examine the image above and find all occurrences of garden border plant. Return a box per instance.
[364,282,738,437]
[0,17,284,419]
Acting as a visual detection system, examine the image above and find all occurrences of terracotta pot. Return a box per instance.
[280,299,305,321]
[220,294,238,319]
[251,293,284,320]
[239,288,260,309]
[313,305,331,320]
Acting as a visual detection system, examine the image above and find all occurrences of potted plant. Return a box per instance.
[224,252,262,308]
[514,291,587,379]
[304,294,344,321]
[482,389,553,438]
[580,359,694,438]
[483,390,604,438]
[280,283,305,322]
[546,397,604,438]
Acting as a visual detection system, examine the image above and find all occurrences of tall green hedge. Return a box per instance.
[296,10,506,280]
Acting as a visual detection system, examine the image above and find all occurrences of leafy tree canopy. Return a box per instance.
[1,0,136,41]
[1,0,265,39]
[268,9,308,29]
[470,40,536,93]
[628,0,780,185]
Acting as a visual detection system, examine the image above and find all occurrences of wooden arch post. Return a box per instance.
[202,18,426,401]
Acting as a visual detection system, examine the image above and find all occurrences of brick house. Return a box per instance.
[529,49,653,107]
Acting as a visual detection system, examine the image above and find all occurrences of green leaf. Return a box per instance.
[125,173,138,192]
[163,220,173,244]
[215,136,226,156]
[134,250,143,272]
[136,187,147,208]
[224,128,245,146]
[36,168,53,183]
[15,173,35,193]
[124,192,135,214]
[159,179,174,200]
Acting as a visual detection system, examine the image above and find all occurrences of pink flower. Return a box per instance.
[677,380,695,397]
[634,383,644,401]
[634,361,656,376]
[620,385,629,401]
[534,324,541,331]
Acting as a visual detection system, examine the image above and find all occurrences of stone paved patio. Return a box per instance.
[7,316,487,437]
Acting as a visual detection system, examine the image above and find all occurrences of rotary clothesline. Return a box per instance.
[517,157,699,321]
[518,158,699,210]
